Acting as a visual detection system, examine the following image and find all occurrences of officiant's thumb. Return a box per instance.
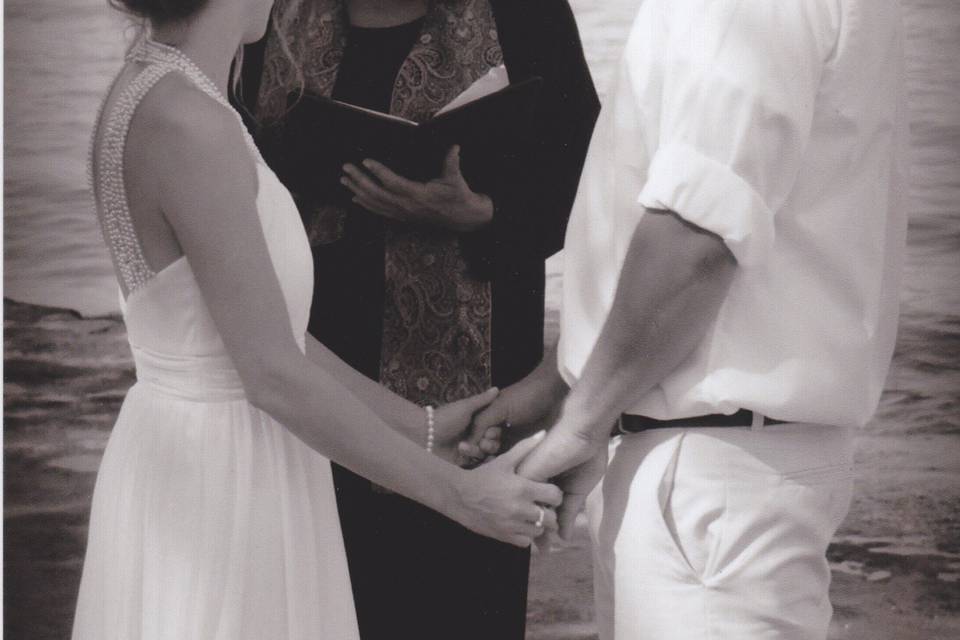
[442,145,463,178]
[495,431,546,470]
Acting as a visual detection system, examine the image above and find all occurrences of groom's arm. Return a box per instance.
[517,208,737,482]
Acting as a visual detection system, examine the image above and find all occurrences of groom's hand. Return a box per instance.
[516,427,603,486]
[459,357,568,464]
[552,448,607,540]
[517,423,609,542]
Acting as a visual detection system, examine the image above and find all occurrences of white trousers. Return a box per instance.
[587,423,854,640]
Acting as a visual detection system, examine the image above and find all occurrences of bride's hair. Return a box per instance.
[109,0,210,24]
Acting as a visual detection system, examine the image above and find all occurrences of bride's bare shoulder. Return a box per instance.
[132,73,240,151]
[127,71,256,187]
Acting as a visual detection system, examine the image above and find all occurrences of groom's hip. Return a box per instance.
[587,422,854,640]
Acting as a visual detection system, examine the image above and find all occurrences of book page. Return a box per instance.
[436,65,510,115]
[330,99,419,126]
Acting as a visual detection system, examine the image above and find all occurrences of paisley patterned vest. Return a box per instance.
[256,0,503,406]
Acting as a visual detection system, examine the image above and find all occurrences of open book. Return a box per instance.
[277,76,543,203]
[437,64,510,115]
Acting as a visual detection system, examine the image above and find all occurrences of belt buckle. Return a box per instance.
[614,415,630,436]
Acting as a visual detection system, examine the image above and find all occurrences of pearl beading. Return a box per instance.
[424,405,436,453]
[89,37,262,297]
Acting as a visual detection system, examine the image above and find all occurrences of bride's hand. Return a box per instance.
[448,432,562,548]
[432,388,502,465]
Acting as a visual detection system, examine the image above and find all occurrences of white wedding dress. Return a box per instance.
[72,39,359,640]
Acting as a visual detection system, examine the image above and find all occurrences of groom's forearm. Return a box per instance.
[558,209,737,443]
[518,208,736,481]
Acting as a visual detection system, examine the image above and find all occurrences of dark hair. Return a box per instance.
[109,0,210,24]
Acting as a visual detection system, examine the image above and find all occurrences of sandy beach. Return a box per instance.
[4,297,959,639]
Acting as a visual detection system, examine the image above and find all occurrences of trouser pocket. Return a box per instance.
[653,432,728,583]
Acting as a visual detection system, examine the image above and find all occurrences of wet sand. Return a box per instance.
[4,298,958,639]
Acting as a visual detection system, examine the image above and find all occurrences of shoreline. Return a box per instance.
[2,296,122,322]
[4,297,959,639]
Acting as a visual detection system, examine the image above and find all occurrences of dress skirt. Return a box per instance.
[71,381,359,640]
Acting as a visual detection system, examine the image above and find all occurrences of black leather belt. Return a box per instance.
[614,409,785,435]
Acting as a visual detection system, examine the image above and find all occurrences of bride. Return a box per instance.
[72,0,561,637]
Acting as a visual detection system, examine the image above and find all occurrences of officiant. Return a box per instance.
[235,1,598,638]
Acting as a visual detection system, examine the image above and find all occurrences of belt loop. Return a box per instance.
[751,411,764,431]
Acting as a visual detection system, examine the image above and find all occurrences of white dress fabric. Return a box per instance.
[72,46,359,640]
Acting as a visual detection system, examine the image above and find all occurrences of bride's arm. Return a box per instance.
[304,334,500,461]
[305,334,423,435]
[144,81,557,546]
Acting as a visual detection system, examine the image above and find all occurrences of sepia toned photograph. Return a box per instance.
[4,0,959,638]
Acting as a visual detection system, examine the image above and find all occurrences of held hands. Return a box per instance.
[458,354,609,543]
[450,432,562,548]
[431,388,503,465]
[534,442,607,541]
[341,146,493,232]
[459,359,568,466]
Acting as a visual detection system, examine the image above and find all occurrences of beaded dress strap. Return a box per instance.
[93,63,177,296]
[91,40,265,298]
[126,37,265,163]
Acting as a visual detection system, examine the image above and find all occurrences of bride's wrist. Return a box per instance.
[434,465,470,523]
[398,401,427,443]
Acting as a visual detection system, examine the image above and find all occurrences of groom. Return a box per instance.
[472,0,906,637]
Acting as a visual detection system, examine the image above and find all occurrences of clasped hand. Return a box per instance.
[430,389,561,546]
[341,146,493,232]
[458,365,609,542]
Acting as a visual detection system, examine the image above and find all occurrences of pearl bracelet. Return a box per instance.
[425,405,436,453]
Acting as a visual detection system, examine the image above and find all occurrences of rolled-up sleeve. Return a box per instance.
[637,0,838,266]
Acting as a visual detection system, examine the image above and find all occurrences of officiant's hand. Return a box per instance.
[341,146,494,232]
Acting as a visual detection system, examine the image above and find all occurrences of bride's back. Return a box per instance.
[88,36,313,369]
[91,60,191,298]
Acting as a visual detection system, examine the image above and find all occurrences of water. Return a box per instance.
[4,0,959,423]
[4,0,129,314]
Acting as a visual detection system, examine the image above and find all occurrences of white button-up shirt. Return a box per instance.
[559,0,907,428]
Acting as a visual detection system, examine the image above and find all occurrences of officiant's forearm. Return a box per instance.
[559,209,736,441]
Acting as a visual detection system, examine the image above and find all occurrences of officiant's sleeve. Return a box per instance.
[459,0,600,278]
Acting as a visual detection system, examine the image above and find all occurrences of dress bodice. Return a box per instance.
[92,38,314,399]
